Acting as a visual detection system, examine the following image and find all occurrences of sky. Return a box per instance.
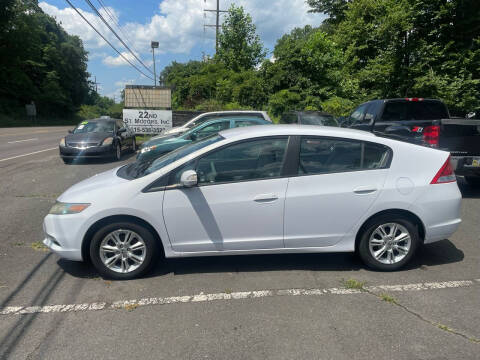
[39,0,325,101]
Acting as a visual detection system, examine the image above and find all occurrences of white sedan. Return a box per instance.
[43,125,462,279]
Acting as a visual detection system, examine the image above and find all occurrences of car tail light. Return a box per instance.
[405,97,424,102]
[423,125,440,147]
[430,156,456,184]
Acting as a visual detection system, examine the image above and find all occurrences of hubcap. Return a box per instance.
[99,229,146,273]
[368,223,411,265]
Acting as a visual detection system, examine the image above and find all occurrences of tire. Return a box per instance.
[131,138,137,153]
[89,221,159,280]
[62,157,72,164]
[113,143,121,161]
[358,215,419,271]
[465,176,480,188]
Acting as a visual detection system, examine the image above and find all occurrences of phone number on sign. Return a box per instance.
[131,127,167,134]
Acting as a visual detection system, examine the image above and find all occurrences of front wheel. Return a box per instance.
[89,222,158,280]
[113,143,121,161]
[131,138,137,153]
[358,215,419,271]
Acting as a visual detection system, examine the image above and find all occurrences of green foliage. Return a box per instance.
[77,95,122,120]
[216,4,266,71]
[0,0,92,123]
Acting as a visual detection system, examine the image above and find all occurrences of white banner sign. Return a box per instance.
[123,109,173,134]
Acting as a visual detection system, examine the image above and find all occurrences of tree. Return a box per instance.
[307,0,351,25]
[216,4,266,71]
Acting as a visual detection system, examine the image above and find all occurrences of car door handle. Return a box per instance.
[353,187,377,195]
[254,194,279,202]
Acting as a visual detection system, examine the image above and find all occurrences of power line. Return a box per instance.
[64,0,154,80]
[95,0,140,64]
[84,0,154,76]
[204,0,227,53]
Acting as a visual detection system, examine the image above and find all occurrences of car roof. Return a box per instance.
[219,124,376,140]
[81,118,118,123]
[285,111,333,116]
[198,116,268,125]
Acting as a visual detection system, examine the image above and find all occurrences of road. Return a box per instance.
[0,127,72,162]
[0,127,479,359]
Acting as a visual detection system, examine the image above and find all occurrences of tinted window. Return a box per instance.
[408,101,449,120]
[196,138,288,184]
[300,114,338,126]
[382,102,408,121]
[190,121,230,140]
[280,113,298,124]
[350,104,368,123]
[298,137,391,175]
[234,120,262,127]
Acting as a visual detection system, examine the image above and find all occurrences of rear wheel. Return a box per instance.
[358,215,419,271]
[89,222,158,280]
[465,176,480,188]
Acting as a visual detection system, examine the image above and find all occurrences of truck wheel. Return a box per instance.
[465,176,480,188]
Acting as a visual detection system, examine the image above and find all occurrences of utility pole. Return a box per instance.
[204,0,227,53]
[92,76,100,93]
[151,41,159,86]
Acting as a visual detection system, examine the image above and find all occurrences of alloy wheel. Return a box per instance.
[368,222,411,265]
[99,229,146,273]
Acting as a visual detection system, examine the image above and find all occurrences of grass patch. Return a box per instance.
[13,242,25,247]
[135,135,152,145]
[380,293,397,304]
[31,241,48,252]
[124,303,139,312]
[224,289,232,294]
[342,278,366,290]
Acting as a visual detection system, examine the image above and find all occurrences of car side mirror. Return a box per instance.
[180,170,198,188]
[189,133,197,141]
[117,128,127,134]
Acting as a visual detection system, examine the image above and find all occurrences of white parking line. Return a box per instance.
[1,279,478,316]
[7,138,38,144]
[0,147,57,162]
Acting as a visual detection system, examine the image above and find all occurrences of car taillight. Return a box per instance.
[423,125,440,147]
[430,156,456,184]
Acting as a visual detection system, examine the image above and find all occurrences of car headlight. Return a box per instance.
[102,137,114,145]
[141,145,157,154]
[60,138,65,146]
[49,201,90,215]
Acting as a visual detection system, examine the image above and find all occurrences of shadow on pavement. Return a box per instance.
[59,238,464,279]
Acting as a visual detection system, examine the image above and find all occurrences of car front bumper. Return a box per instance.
[59,144,114,158]
[43,214,85,261]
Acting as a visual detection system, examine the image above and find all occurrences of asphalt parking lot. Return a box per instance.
[0,127,479,359]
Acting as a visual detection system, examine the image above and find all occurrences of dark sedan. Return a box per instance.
[59,117,136,163]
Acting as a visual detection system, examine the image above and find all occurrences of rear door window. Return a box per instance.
[298,137,391,175]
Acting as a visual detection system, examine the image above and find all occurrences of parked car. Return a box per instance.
[345,98,480,186]
[44,125,461,279]
[59,117,136,163]
[279,111,338,126]
[137,116,270,163]
[148,111,272,141]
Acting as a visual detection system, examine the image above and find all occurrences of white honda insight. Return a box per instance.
[43,125,462,279]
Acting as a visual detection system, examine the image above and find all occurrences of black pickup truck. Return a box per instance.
[344,98,480,186]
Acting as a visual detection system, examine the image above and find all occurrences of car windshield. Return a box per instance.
[127,134,224,179]
[73,120,114,134]
[301,114,338,126]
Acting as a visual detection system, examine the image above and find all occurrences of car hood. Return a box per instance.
[58,167,128,203]
[65,132,113,145]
